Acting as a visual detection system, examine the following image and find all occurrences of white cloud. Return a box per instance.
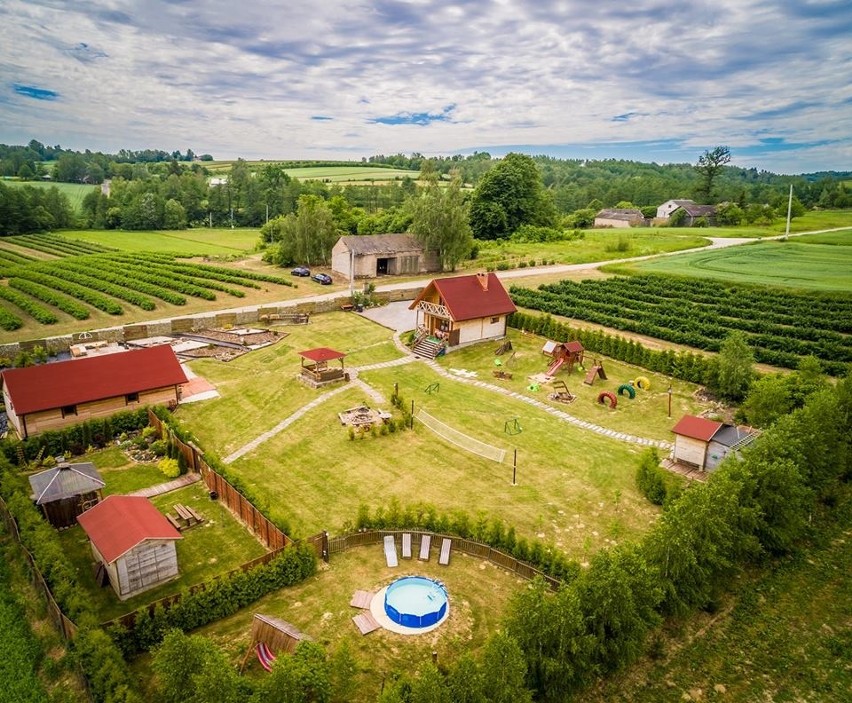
[0,0,849,172]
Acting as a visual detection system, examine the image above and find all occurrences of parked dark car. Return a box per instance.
[291,267,311,277]
[312,273,333,285]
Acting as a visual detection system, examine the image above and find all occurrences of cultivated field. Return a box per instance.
[609,231,852,291]
[60,227,261,256]
[203,162,420,183]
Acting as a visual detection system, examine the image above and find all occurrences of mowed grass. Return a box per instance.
[585,503,852,703]
[131,546,526,703]
[203,162,419,182]
[613,235,852,291]
[2,180,98,212]
[57,482,268,621]
[177,313,404,456]
[59,227,261,255]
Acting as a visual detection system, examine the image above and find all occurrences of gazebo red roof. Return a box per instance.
[1,345,187,415]
[671,415,723,442]
[77,495,181,564]
[298,347,346,362]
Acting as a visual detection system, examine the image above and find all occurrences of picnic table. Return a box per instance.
[170,503,205,530]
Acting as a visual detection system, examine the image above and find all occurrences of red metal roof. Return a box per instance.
[77,495,181,564]
[1,345,187,416]
[298,347,346,362]
[409,273,516,322]
[564,341,584,353]
[671,415,723,442]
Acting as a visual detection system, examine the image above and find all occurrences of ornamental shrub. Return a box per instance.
[158,458,180,479]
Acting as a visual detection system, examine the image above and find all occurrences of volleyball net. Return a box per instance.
[416,409,507,464]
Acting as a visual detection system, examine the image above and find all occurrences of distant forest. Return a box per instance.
[1,139,850,235]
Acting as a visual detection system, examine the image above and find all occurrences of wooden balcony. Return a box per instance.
[417,300,451,320]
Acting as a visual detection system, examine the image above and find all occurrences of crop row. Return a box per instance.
[9,234,113,257]
[511,284,852,373]
[0,304,23,330]
[110,259,245,298]
[8,278,92,319]
[0,248,37,264]
[58,261,188,306]
[110,253,293,288]
[77,258,216,301]
[13,269,125,315]
[36,262,157,311]
[0,284,58,324]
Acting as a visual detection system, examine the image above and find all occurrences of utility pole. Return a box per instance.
[783,184,793,241]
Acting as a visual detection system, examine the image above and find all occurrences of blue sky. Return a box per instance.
[1,0,850,173]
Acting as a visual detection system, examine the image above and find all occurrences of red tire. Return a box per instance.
[597,391,618,409]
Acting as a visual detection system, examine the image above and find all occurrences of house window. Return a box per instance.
[126,392,140,404]
[61,405,77,418]
[490,316,500,324]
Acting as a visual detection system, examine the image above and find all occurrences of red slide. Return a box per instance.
[546,357,564,377]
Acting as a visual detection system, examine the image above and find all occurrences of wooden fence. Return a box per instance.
[0,496,79,640]
[148,410,292,551]
[326,529,561,589]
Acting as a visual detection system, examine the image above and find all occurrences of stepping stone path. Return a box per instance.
[129,472,200,498]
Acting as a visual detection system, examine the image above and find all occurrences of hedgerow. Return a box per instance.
[0,284,58,324]
[34,262,156,311]
[0,305,23,331]
[9,277,99,318]
[108,259,246,297]
[9,233,113,257]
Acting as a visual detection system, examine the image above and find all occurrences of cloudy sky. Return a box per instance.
[1,0,850,173]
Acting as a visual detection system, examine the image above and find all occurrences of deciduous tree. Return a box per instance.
[409,168,473,270]
[695,146,731,202]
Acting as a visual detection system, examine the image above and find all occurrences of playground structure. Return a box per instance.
[583,359,607,385]
[542,340,585,377]
[617,383,636,399]
[597,391,618,409]
[634,376,651,390]
[548,380,576,404]
[240,614,310,672]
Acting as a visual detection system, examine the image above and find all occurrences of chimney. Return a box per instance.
[476,272,489,291]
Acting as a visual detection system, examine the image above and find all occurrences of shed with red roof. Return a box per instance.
[1,345,187,439]
[409,273,516,357]
[77,495,182,600]
[671,414,759,471]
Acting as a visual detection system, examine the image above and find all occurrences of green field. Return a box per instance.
[2,180,98,212]
[610,233,852,291]
[204,162,420,183]
[60,227,261,255]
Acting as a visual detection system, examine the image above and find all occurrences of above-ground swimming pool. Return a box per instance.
[384,576,448,628]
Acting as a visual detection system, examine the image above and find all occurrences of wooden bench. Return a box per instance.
[174,504,199,527]
[186,505,205,524]
[340,303,354,312]
[166,514,183,531]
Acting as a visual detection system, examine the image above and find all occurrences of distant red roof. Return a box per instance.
[1,345,187,416]
[409,273,516,322]
[298,347,345,362]
[671,415,723,442]
[77,495,181,564]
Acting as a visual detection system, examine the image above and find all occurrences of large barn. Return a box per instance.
[331,234,440,279]
[409,272,517,357]
[1,345,187,439]
[77,495,182,600]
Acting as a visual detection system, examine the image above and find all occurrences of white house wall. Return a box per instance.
[456,315,507,346]
[673,435,707,469]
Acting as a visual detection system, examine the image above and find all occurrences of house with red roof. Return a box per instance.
[409,272,517,358]
[671,414,760,472]
[1,345,187,439]
[77,495,182,600]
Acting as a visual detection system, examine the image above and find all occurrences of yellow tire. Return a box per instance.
[635,376,651,390]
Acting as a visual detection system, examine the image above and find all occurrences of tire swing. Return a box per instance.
[597,391,618,409]
[617,383,636,399]
[635,376,651,390]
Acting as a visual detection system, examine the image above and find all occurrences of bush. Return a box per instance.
[635,449,666,505]
[157,458,180,479]
[149,439,168,457]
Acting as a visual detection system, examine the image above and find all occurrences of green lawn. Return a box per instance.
[131,545,525,702]
[177,313,405,456]
[59,228,261,256]
[58,483,268,622]
[3,180,98,212]
[607,236,852,291]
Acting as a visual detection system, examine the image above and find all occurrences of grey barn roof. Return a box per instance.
[711,425,759,449]
[596,208,644,220]
[338,234,424,256]
[28,462,105,505]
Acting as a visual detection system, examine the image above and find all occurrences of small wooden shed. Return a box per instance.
[28,460,105,529]
[250,614,311,655]
[671,415,760,472]
[77,495,182,600]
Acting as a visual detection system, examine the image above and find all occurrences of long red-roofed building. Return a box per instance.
[409,272,516,355]
[77,495,182,600]
[1,345,187,439]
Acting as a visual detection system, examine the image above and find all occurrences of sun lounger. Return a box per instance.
[439,537,452,566]
[418,534,432,561]
[384,535,398,567]
[402,533,412,559]
[256,642,276,672]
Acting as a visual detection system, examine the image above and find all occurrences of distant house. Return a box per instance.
[28,460,105,529]
[77,495,182,600]
[409,272,516,357]
[594,208,645,228]
[331,234,440,279]
[656,199,717,226]
[1,345,187,439]
[671,414,760,472]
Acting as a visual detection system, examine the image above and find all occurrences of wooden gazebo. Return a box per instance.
[298,347,347,388]
[28,461,105,529]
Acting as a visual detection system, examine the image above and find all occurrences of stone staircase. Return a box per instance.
[412,336,444,359]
